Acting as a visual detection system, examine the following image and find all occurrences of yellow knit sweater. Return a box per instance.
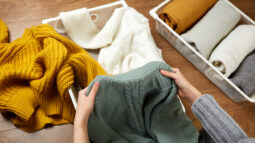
[0,20,106,132]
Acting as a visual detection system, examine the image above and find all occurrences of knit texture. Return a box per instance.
[230,50,255,97]
[0,20,106,132]
[86,61,199,143]
[58,7,164,74]
[192,94,254,143]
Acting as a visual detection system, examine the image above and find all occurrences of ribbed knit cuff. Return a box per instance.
[3,87,35,121]
[192,94,248,143]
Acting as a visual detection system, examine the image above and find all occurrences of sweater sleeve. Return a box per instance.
[192,94,255,143]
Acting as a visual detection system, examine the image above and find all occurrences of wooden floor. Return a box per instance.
[1,0,255,142]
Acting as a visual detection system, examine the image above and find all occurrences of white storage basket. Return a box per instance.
[42,0,186,111]
[42,0,128,109]
[149,0,255,102]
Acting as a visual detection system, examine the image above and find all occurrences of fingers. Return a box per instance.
[78,82,99,101]
[84,87,88,96]
[172,68,180,73]
[160,69,177,80]
[78,88,86,97]
[88,82,100,101]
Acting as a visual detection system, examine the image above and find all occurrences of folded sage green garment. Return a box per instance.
[87,61,199,143]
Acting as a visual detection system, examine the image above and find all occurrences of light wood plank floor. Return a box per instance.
[1,0,255,142]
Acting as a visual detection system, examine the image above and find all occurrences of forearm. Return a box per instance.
[192,94,248,143]
[74,123,90,143]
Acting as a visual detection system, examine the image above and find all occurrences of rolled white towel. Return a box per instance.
[181,0,241,59]
[209,25,255,77]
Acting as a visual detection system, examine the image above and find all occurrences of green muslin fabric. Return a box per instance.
[87,61,199,143]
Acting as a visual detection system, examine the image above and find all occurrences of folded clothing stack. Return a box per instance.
[159,0,217,34]
[86,61,199,143]
[209,25,255,77]
[181,0,241,59]
[59,7,164,75]
[229,51,255,97]
[160,0,255,97]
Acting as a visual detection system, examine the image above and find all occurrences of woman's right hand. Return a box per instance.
[160,68,202,104]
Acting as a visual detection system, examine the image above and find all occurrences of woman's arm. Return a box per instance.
[192,94,249,143]
[160,69,255,143]
[74,82,100,143]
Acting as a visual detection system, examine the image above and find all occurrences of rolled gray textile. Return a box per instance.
[230,51,255,97]
[181,0,241,59]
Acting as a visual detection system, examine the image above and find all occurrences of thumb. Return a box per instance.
[89,82,100,101]
[160,70,177,80]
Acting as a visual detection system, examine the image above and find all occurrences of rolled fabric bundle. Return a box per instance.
[159,0,217,34]
[230,51,255,97]
[209,25,255,77]
[181,0,241,59]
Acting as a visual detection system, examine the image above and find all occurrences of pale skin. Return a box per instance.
[74,68,202,143]
[74,81,99,143]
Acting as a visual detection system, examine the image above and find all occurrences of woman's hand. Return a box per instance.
[74,82,99,143]
[74,81,100,127]
[160,68,202,104]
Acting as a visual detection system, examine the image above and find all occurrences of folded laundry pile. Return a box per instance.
[181,0,241,59]
[0,20,106,132]
[209,25,255,77]
[230,51,255,97]
[59,7,164,74]
[159,0,217,34]
[86,61,199,143]
[159,0,255,97]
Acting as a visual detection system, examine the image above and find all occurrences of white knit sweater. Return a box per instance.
[59,7,164,74]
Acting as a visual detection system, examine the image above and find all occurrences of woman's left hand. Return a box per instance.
[74,82,100,127]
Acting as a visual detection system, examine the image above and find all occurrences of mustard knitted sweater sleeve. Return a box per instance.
[0,20,106,132]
